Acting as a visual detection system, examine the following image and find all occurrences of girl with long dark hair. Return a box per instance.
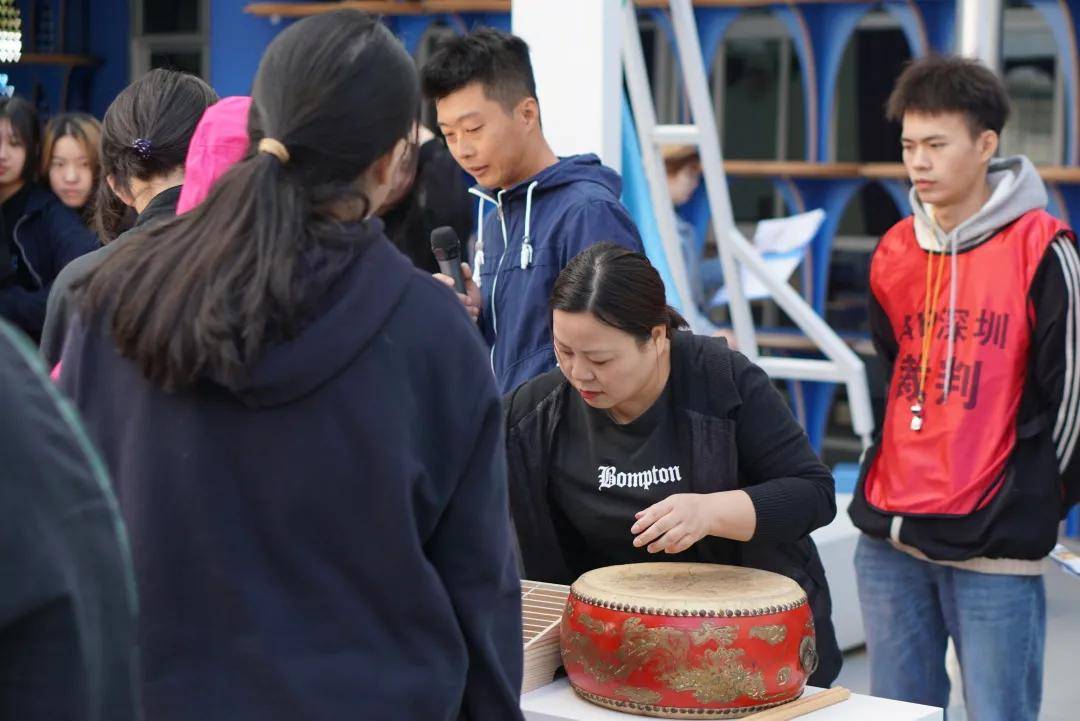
[0,97,97,341]
[505,242,843,686]
[60,11,523,721]
[41,69,218,365]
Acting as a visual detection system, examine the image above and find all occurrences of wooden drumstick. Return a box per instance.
[740,687,851,720]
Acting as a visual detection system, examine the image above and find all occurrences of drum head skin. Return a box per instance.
[571,563,806,617]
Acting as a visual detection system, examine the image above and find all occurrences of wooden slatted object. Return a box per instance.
[521,579,570,693]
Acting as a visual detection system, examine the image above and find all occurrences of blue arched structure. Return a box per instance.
[1027,1,1080,165]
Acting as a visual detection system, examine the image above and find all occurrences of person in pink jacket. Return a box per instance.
[176,96,252,214]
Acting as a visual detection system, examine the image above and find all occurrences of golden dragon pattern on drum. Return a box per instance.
[563,614,770,703]
[748,624,787,645]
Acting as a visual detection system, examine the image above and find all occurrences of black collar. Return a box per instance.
[134,185,183,229]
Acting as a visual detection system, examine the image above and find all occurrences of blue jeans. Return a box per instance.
[854,535,1045,721]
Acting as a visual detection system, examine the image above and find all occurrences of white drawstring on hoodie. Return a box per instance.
[519,181,539,269]
[468,180,540,279]
[467,187,498,288]
[943,231,959,400]
[467,180,540,368]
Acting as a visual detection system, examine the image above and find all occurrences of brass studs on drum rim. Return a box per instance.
[569,591,808,618]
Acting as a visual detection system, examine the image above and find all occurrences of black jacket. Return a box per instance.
[60,221,524,721]
[0,318,138,721]
[382,138,473,274]
[41,185,181,367]
[504,331,842,686]
[0,185,99,342]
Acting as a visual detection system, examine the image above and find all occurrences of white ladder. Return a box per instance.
[621,0,874,446]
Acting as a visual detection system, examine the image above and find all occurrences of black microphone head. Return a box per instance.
[430,226,462,261]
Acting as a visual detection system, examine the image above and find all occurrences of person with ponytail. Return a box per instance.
[504,242,844,686]
[41,68,218,366]
[59,10,523,721]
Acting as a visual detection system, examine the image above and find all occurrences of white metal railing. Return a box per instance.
[622,0,875,446]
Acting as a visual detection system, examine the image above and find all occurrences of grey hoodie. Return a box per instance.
[909,155,1047,400]
[911,155,1047,252]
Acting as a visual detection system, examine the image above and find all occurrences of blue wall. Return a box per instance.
[3,2,499,119]
[4,0,128,118]
[209,1,286,97]
[87,0,129,117]
[3,0,285,120]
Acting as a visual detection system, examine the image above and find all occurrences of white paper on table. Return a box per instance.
[708,209,825,307]
[709,250,805,305]
[752,208,826,254]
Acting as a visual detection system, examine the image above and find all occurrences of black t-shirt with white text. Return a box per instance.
[549,380,699,576]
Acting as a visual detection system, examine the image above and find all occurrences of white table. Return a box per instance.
[521,679,942,721]
[810,493,863,650]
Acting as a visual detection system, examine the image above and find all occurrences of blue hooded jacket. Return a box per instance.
[470,154,643,394]
[59,221,524,721]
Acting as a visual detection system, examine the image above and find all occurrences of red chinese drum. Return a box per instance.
[560,563,818,718]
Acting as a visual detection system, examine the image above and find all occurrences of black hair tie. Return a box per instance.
[132,138,153,160]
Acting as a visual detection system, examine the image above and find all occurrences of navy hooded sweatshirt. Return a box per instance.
[471,154,643,394]
[0,185,99,342]
[59,221,524,721]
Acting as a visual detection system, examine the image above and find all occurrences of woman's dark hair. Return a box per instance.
[550,242,688,342]
[80,10,420,390]
[95,68,218,241]
[0,96,40,184]
[886,55,1010,136]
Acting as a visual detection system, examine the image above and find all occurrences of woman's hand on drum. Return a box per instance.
[631,491,757,553]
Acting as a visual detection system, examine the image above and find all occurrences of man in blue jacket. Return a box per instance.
[422,28,644,394]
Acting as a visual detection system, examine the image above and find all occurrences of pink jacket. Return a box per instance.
[177,96,252,214]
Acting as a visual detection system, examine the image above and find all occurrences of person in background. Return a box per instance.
[849,55,1080,721]
[41,69,218,367]
[0,317,138,721]
[422,28,644,394]
[41,112,102,227]
[61,10,523,720]
[505,243,842,686]
[0,97,98,342]
[377,121,474,273]
[662,144,723,310]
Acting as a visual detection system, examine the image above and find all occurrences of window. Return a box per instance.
[131,0,208,80]
[714,13,805,222]
[1000,7,1061,164]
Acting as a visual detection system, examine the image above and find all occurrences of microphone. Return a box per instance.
[430,226,467,294]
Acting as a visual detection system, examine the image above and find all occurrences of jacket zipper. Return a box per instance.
[11,216,42,288]
[488,191,511,370]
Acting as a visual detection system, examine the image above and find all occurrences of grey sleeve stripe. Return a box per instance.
[1050,238,1080,472]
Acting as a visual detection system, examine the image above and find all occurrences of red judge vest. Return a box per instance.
[865,210,1067,516]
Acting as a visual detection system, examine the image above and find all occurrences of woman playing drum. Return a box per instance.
[504,242,842,685]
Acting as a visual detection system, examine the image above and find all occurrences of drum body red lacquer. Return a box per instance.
[560,563,818,718]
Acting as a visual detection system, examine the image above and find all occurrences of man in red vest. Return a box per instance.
[849,55,1080,721]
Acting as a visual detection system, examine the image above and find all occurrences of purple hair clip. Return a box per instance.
[132,138,153,160]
